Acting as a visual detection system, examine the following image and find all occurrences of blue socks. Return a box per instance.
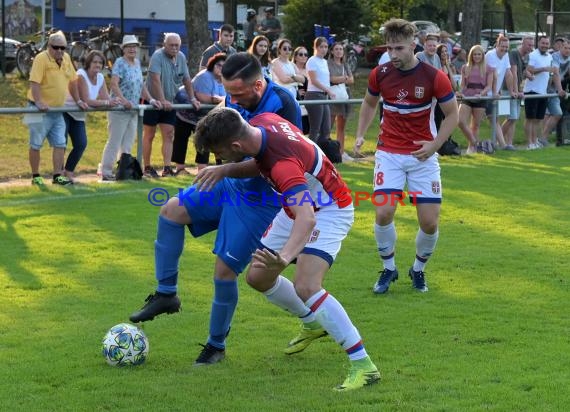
[208,279,238,349]
[155,215,185,294]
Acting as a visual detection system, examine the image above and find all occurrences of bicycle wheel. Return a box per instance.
[70,42,90,69]
[16,45,34,78]
[103,45,122,70]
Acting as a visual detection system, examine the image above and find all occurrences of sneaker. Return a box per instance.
[52,175,73,185]
[341,152,354,162]
[409,268,428,292]
[284,326,328,355]
[129,292,181,323]
[538,137,549,147]
[194,343,226,366]
[31,176,45,186]
[173,168,191,176]
[373,268,399,294]
[143,166,160,178]
[100,174,116,182]
[527,143,540,150]
[503,144,516,151]
[334,358,381,391]
[352,151,366,159]
[161,166,175,177]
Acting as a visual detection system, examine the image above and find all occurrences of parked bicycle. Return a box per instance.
[16,28,59,78]
[69,24,122,71]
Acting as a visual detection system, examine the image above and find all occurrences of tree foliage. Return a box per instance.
[282,0,372,48]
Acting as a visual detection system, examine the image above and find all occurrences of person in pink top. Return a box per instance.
[458,45,494,154]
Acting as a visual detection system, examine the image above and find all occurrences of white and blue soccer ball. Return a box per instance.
[102,323,149,366]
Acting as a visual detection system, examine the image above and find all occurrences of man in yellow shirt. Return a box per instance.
[26,31,78,185]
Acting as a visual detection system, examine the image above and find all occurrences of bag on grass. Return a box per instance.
[116,153,143,180]
[437,137,461,156]
[318,138,342,163]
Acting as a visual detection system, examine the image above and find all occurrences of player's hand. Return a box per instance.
[251,248,289,271]
[411,140,437,161]
[194,164,226,191]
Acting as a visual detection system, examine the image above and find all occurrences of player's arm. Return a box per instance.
[252,192,316,270]
[412,97,458,161]
[354,90,380,151]
[194,159,259,191]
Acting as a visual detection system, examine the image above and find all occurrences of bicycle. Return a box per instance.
[70,24,122,72]
[16,28,59,78]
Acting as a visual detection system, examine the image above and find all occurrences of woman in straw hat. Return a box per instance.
[100,34,160,181]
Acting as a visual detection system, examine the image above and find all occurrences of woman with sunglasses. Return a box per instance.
[293,46,310,133]
[271,39,304,97]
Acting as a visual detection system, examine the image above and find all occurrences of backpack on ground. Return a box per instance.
[116,153,143,180]
[437,137,461,156]
[318,139,342,163]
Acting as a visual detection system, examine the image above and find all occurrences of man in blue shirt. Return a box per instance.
[129,53,302,365]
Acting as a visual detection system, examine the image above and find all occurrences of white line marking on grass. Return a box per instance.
[0,188,150,207]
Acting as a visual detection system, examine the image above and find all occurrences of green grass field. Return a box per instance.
[1,72,570,411]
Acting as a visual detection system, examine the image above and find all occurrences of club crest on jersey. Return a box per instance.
[308,229,320,243]
[431,181,441,194]
[415,86,425,99]
[397,89,408,101]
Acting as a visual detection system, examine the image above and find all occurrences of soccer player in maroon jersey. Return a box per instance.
[193,107,380,391]
[355,18,458,294]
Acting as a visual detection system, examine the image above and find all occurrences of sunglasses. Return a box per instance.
[296,52,308,56]
[50,45,66,51]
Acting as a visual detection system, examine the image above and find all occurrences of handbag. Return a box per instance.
[330,66,349,100]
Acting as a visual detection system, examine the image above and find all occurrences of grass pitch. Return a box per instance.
[1,148,570,411]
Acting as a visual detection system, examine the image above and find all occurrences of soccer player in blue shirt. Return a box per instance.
[129,53,302,365]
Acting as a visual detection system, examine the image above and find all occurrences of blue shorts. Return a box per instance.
[546,96,563,116]
[177,177,281,274]
[27,110,66,150]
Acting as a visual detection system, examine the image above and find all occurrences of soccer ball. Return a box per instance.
[101,323,149,366]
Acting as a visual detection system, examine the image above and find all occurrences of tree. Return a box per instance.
[461,0,483,52]
[283,0,372,49]
[185,0,210,77]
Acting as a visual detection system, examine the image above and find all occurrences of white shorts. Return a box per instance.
[373,150,442,204]
[261,203,354,267]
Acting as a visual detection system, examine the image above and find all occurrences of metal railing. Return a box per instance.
[0,92,564,165]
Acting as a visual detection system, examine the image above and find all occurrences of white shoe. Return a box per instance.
[342,152,354,162]
[527,143,539,150]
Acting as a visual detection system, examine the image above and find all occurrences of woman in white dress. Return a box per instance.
[270,39,304,97]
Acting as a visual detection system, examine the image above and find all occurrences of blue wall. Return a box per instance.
[52,13,223,56]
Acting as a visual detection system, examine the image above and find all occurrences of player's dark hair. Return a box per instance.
[222,52,262,84]
[194,107,247,153]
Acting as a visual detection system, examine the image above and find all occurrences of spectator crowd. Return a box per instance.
[23,15,570,186]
